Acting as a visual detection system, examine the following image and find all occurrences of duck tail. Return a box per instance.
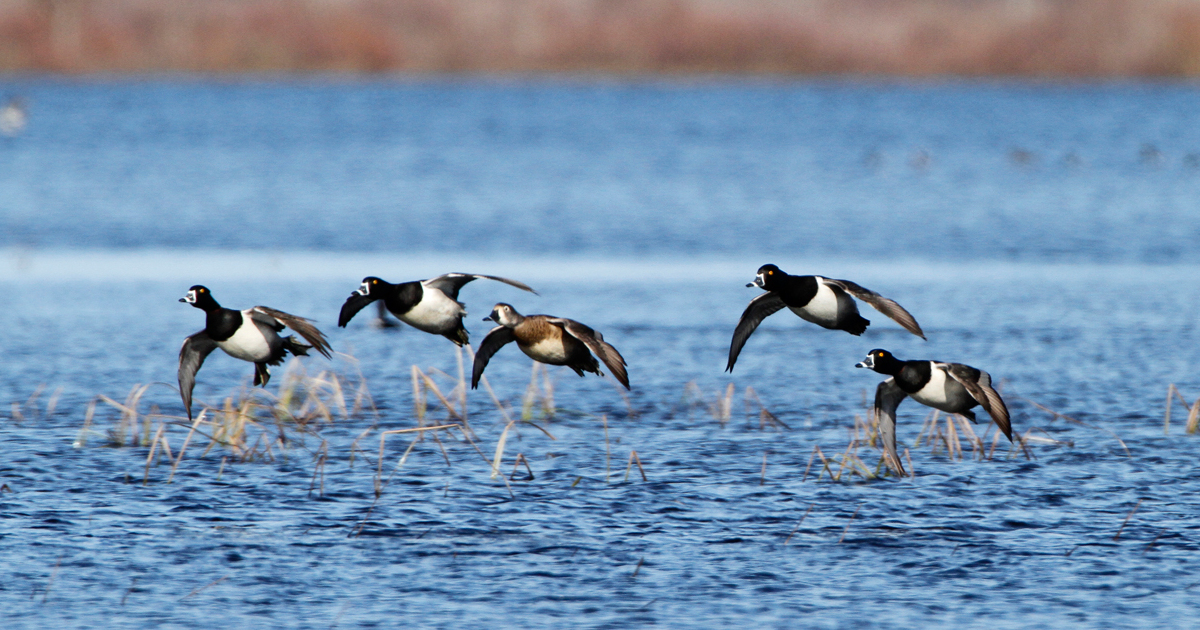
[442,323,469,346]
[282,335,312,357]
[842,314,870,336]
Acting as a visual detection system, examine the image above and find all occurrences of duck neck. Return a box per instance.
[192,293,222,314]
[497,309,524,328]
[874,356,904,376]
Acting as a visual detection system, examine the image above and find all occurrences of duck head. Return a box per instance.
[856,349,900,374]
[180,285,220,311]
[484,303,523,327]
[749,264,783,290]
[338,277,389,327]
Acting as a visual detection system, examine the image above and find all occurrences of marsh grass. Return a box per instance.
[1012,393,1126,456]
[79,357,379,485]
[1163,384,1200,434]
[365,348,566,517]
[80,343,622,506]
[681,382,787,429]
[8,384,62,424]
[625,450,647,482]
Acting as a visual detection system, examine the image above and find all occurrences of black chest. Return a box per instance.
[384,283,423,316]
[895,362,933,394]
[775,276,819,308]
[205,309,243,342]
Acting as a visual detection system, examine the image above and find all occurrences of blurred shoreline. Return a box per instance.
[2,0,1200,76]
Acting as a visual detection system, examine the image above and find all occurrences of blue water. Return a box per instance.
[3,79,1200,628]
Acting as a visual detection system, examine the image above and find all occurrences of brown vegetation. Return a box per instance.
[2,0,1200,75]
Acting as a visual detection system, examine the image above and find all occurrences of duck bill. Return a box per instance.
[338,291,378,327]
[855,356,874,369]
[749,275,765,289]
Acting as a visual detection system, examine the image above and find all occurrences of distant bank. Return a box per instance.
[2,0,1199,76]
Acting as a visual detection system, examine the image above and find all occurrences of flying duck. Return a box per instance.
[726,264,925,372]
[471,303,629,390]
[178,285,333,420]
[338,273,536,345]
[856,348,1012,476]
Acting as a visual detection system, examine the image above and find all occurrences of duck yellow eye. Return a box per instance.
[767,270,774,275]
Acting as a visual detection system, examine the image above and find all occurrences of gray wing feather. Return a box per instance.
[251,306,333,359]
[874,378,909,477]
[424,273,538,301]
[943,363,1012,442]
[179,331,219,420]
[550,317,630,389]
[824,278,925,339]
[471,326,517,389]
[726,292,787,372]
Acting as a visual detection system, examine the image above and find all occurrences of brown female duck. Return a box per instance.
[471,303,629,390]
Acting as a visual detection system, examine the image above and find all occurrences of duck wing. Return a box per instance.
[550,317,630,390]
[424,273,538,301]
[823,278,925,339]
[942,363,1012,441]
[179,330,219,420]
[726,292,787,372]
[471,326,517,389]
[249,307,333,359]
[338,291,377,327]
[873,378,909,477]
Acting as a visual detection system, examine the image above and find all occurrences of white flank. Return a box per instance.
[912,365,974,412]
[217,311,275,362]
[792,277,841,327]
[400,289,464,334]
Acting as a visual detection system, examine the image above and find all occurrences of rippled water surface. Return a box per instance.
[3,79,1200,628]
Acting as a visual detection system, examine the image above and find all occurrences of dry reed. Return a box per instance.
[1164,384,1200,435]
[680,382,786,429]
[783,504,814,545]
[8,384,62,424]
[625,450,647,482]
[79,357,378,485]
[1113,499,1144,542]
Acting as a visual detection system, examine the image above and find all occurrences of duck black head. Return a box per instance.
[180,285,220,311]
[337,277,393,328]
[856,348,901,374]
[749,264,784,290]
[357,277,396,298]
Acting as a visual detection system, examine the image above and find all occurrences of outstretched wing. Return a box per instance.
[471,326,517,389]
[873,378,909,477]
[824,278,925,339]
[726,292,787,372]
[179,330,219,420]
[424,273,538,301]
[552,317,630,390]
[338,291,377,328]
[943,363,1012,442]
[250,306,333,359]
